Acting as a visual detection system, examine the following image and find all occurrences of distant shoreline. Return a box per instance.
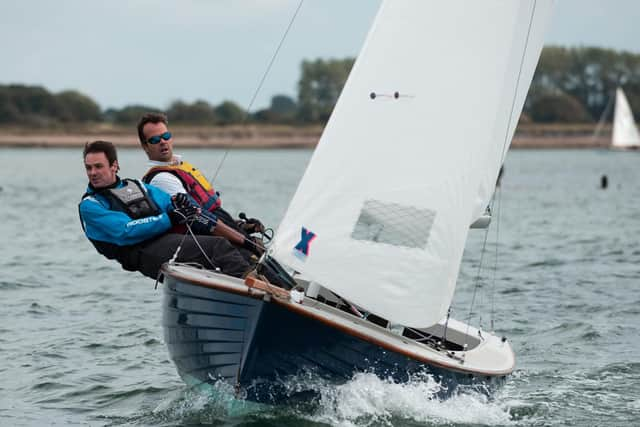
[0,124,612,149]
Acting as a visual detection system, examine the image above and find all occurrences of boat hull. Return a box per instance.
[161,266,508,403]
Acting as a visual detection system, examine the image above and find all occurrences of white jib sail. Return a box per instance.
[612,88,640,148]
[271,0,555,328]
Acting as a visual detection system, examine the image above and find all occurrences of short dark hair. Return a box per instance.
[137,112,168,145]
[83,140,118,166]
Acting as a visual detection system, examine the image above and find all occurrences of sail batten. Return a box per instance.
[271,0,555,328]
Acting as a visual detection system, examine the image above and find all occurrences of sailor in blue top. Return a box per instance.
[78,140,250,279]
[80,177,174,246]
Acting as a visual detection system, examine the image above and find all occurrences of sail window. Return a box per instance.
[351,199,435,249]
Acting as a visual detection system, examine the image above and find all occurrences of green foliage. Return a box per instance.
[0,89,20,123]
[621,81,640,118]
[270,95,297,115]
[253,94,297,123]
[56,90,101,122]
[297,58,354,123]
[214,100,245,125]
[104,105,162,124]
[0,84,62,125]
[0,84,101,125]
[167,100,216,124]
[530,46,640,120]
[529,91,593,123]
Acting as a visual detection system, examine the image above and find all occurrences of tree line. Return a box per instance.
[1,46,639,127]
[527,46,640,123]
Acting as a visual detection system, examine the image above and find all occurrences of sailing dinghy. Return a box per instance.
[160,0,555,403]
[612,87,640,150]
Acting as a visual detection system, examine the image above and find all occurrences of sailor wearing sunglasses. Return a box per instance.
[136,112,270,263]
[138,113,229,217]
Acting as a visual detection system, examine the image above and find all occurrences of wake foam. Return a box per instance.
[149,372,517,426]
[309,372,514,426]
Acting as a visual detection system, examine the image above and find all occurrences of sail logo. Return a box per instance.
[293,227,316,260]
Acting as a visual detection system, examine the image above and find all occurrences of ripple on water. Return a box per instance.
[62,291,115,300]
[500,287,524,295]
[580,329,602,341]
[608,304,640,316]
[0,280,41,290]
[594,362,640,377]
[561,302,608,315]
[31,381,74,392]
[118,327,154,338]
[62,384,112,400]
[526,259,567,268]
[31,351,68,360]
[0,280,23,290]
[27,302,60,316]
[613,272,640,279]
[508,362,640,425]
[547,321,589,333]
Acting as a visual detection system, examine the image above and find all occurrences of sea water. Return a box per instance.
[1,147,639,426]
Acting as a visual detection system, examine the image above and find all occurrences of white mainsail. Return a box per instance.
[271,0,554,328]
[612,87,640,148]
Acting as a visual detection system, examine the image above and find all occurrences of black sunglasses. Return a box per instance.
[146,131,172,145]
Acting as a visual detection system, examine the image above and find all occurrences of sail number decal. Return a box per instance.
[293,227,317,259]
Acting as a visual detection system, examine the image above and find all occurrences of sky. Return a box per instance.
[1,0,639,112]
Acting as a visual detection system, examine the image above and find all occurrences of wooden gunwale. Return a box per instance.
[161,264,513,377]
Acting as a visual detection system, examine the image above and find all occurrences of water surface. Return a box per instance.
[1,147,638,426]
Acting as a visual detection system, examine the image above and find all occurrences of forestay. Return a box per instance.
[271,0,554,327]
[612,88,640,148]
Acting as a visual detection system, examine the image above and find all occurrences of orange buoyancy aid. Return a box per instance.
[142,161,222,212]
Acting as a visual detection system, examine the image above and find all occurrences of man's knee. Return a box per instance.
[198,236,249,269]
